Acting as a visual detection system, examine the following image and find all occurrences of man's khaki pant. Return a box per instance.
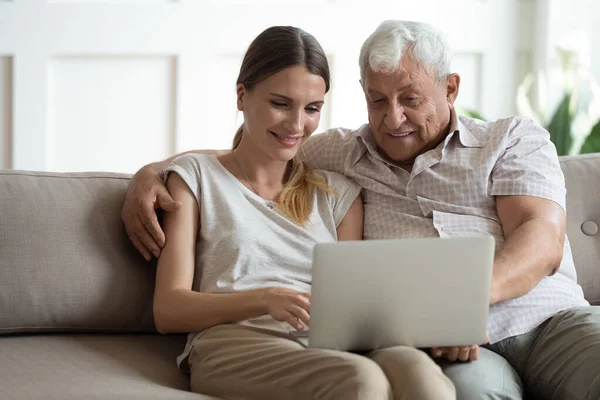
[438,306,600,400]
[188,324,456,400]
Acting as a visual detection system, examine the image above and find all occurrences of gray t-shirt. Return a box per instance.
[164,154,361,369]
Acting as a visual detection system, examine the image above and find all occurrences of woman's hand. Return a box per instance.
[261,288,311,330]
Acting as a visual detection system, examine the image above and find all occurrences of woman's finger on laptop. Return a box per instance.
[293,292,311,312]
[284,315,304,330]
[288,305,310,326]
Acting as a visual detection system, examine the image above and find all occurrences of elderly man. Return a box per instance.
[122,20,599,399]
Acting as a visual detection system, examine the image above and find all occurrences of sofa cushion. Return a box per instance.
[0,170,156,333]
[560,154,600,305]
[0,333,217,400]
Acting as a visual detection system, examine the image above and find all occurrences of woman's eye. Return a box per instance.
[271,101,287,107]
[306,107,320,114]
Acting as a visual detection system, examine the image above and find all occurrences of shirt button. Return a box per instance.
[581,221,599,236]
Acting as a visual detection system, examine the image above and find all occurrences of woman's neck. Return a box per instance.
[231,142,289,190]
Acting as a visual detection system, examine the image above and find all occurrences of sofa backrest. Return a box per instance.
[0,170,155,334]
[1,155,599,334]
[560,154,600,305]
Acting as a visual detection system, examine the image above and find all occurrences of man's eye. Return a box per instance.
[371,99,386,108]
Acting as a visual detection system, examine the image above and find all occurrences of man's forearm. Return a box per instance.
[490,218,564,304]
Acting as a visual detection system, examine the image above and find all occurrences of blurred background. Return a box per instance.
[1,0,599,173]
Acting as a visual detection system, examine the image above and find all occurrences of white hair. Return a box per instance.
[359,20,452,86]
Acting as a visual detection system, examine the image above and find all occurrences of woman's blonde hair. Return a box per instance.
[233,26,332,225]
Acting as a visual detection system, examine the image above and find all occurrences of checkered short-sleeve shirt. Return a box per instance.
[299,113,588,343]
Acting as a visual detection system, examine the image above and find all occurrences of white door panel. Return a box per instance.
[1,0,520,173]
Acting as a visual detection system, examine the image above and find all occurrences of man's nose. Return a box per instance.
[384,103,406,129]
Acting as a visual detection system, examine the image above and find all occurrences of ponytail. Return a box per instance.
[232,125,243,149]
[279,159,332,226]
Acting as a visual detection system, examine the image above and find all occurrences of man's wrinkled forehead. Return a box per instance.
[364,67,425,93]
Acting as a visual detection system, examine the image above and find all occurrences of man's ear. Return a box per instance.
[236,83,246,111]
[359,78,367,92]
[446,73,460,107]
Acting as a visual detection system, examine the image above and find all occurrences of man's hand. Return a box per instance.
[430,336,489,362]
[430,345,480,362]
[122,165,182,261]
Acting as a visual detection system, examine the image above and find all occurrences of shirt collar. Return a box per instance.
[454,109,482,148]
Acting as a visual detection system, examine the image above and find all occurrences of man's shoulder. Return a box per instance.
[312,125,366,143]
[303,125,366,156]
[300,125,369,171]
[459,114,544,133]
[312,169,354,185]
[458,114,548,145]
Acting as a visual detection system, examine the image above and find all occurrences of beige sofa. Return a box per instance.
[1,154,599,399]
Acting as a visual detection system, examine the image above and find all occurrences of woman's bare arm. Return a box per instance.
[153,173,310,334]
[336,195,363,241]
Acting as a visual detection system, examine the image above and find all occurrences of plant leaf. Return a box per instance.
[546,92,573,156]
[457,107,485,121]
[580,119,600,154]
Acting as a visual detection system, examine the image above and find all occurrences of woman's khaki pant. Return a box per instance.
[188,324,455,400]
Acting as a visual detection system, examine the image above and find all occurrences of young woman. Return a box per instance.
[152,26,455,400]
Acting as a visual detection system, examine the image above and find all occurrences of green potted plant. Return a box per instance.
[516,31,600,156]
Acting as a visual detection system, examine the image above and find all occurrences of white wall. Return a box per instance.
[0,0,524,173]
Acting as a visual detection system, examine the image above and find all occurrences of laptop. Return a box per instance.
[290,236,494,351]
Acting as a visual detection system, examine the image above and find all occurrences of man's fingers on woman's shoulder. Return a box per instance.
[143,215,166,247]
[125,218,151,258]
[127,232,152,262]
[157,189,181,212]
[160,199,182,212]
[133,215,162,258]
